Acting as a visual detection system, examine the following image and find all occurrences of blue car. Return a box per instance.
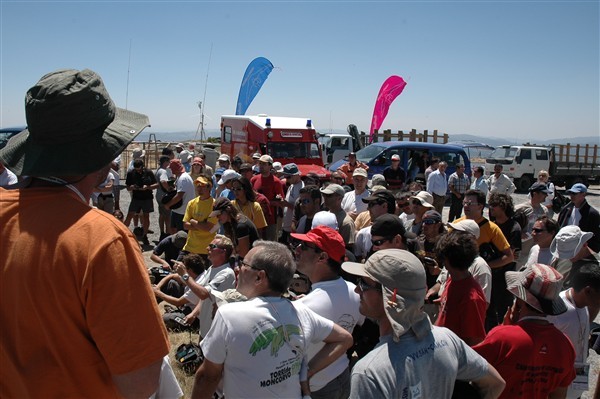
[0,126,26,150]
[329,141,471,183]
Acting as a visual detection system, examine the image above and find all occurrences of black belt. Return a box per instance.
[99,193,114,198]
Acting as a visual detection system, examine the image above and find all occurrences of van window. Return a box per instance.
[381,148,402,166]
[535,149,548,160]
[223,126,232,144]
[268,142,321,159]
[430,151,465,168]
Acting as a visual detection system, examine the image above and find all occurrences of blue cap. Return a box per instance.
[215,167,226,176]
[566,183,587,194]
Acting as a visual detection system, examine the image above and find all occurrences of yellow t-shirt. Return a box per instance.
[231,199,267,230]
[183,196,218,254]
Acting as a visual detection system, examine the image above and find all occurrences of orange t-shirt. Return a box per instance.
[0,187,169,397]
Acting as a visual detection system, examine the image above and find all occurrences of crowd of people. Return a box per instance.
[2,68,600,399]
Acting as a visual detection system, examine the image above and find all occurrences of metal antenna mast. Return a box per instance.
[195,43,213,142]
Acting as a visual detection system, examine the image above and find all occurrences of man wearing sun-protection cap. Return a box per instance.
[342,249,505,398]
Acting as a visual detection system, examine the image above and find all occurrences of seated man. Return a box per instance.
[150,231,188,270]
[152,253,205,331]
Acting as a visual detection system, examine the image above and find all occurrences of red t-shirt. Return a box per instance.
[251,174,284,224]
[435,275,487,344]
[473,321,576,399]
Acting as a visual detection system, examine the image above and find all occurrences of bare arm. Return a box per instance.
[112,358,163,399]
[152,286,189,308]
[175,262,211,300]
[184,219,215,232]
[150,253,171,269]
[470,364,506,399]
[164,192,184,209]
[307,323,353,380]
[488,248,514,269]
[191,358,224,399]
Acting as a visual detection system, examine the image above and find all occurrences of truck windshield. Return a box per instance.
[268,142,321,159]
[355,144,386,163]
[489,147,518,159]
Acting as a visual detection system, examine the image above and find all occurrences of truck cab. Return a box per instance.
[220,114,330,179]
[485,145,551,192]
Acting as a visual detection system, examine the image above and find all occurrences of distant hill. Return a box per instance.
[138,129,598,148]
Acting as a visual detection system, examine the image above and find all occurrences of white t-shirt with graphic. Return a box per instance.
[201,297,334,399]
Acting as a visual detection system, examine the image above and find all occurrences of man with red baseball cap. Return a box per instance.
[292,226,364,399]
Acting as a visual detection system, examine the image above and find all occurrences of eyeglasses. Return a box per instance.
[462,200,474,206]
[422,219,439,225]
[299,242,322,253]
[357,278,381,292]
[241,260,269,278]
[532,228,546,233]
[371,237,393,246]
[368,201,384,209]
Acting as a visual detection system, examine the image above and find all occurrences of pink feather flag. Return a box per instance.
[369,76,407,141]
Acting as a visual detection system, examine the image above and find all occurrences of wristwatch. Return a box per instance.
[182,274,190,282]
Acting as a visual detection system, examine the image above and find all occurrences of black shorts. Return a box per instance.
[128,198,154,214]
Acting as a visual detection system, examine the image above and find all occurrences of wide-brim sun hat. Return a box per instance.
[0,69,150,176]
[505,263,567,315]
[550,225,593,260]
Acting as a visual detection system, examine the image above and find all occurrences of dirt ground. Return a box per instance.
[119,183,600,398]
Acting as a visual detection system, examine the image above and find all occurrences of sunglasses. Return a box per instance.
[299,242,322,253]
[367,201,384,209]
[357,278,381,292]
[422,219,440,225]
[371,237,393,246]
[397,202,409,207]
[532,228,546,233]
[208,243,224,251]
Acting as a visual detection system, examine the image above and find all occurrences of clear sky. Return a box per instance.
[1,1,598,141]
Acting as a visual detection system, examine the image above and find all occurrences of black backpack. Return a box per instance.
[552,190,568,213]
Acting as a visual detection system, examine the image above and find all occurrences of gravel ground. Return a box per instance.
[120,183,600,397]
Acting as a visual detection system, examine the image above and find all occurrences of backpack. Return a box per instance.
[552,190,568,213]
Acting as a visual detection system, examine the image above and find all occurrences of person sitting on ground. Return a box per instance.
[154,254,205,331]
[210,197,259,259]
[342,249,505,398]
[434,230,488,346]
[150,230,188,270]
[176,235,237,339]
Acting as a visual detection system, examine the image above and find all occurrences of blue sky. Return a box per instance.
[1,1,598,141]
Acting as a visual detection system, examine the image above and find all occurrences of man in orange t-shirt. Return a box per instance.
[0,69,169,398]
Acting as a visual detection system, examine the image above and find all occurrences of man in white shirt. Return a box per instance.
[341,168,370,219]
[192,241,353,399]
[280,163,304,243]
[426,161,448,214]
[166,159,196,233]
[292,226,364,398]
[487,163,516,197]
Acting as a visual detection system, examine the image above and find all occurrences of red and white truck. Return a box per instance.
[220,114,331,179]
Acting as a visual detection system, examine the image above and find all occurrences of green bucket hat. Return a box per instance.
[0,69,150,176]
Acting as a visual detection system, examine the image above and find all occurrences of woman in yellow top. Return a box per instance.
[230,177,267,237]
